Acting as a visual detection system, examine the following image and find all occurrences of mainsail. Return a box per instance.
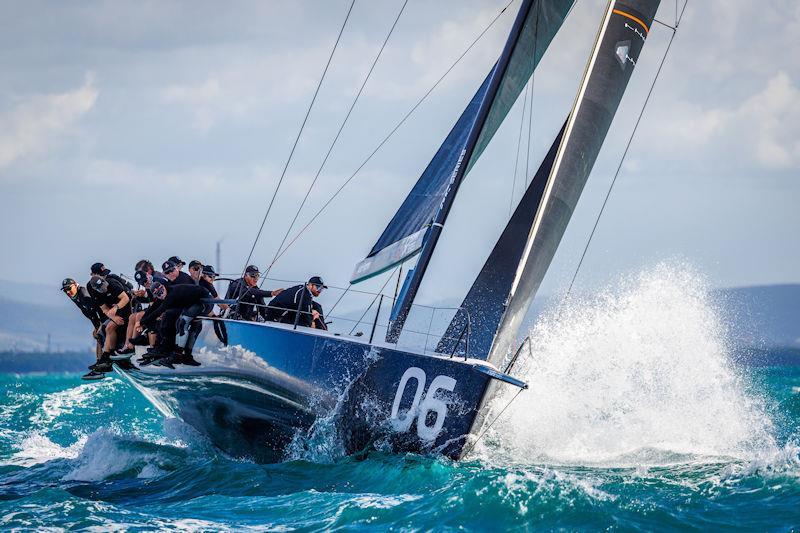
[350,0,574,342]
[484,0,662,367]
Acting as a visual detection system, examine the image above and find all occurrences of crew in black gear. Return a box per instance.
[62,278,104,332]
[91,262,133,293]
[225,265,282,321]
[161,260,193,286]
[140,282,212,367]
[62,278,106,378]
[200,265,219,298]
[87,274,132,372]
[264,276,327,328]
[167,256,195,285]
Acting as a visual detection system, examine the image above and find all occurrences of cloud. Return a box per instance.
[739,72,800,169]
[0,75,97,172]
[643,71,800,172]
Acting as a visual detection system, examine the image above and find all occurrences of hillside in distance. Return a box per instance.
[0,279,797,354]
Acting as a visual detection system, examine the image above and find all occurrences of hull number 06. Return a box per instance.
[389,367,456,441]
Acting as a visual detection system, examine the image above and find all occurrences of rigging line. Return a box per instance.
[652,18,676,31]
[266,0,517,268]
[348,268,398,335]
[564,7,685,300]
[239,0,357,278]
[327,283,352,316]
[263,0,409,279]
[509,81,530,216]
[461,388,524,458]
[524,0,541,188]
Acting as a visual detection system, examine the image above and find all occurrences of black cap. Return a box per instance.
[245,265,259,275]
[151,281,167,299]
[134,270,149,286]
[308,276,327,288]
[90,262,110,276]
[188,260,203,269]
[168,256,184,267]
[202,265,217,277]
[88,275,109,294]
[162,260,177,274]
[61,278,77,291]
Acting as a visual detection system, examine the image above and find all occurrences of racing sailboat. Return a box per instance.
[117,0,662,463]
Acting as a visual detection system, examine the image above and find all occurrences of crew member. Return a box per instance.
[168,256,194,285]
[225,265,282,321]
[200,265,225,316]
[87,274,132,372]
[199,265,218,297]
[161,260,193,286]
[139,281,212,367]
[135,259,155,276]
[188,260,203,284]
[61,278,106,378]
[90,262,133,292]
[264,276,326,328]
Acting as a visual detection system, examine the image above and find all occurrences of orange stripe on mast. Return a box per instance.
[612,9,650,33]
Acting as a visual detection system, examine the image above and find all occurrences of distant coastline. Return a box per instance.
[0,351,94,373]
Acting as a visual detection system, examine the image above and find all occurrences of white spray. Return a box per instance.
[484,263,777,465]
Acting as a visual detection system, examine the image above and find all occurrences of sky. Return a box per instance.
[1,0,798,313]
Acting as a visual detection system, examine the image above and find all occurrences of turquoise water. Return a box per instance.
[0,368,798,531]
[1,269,799,531]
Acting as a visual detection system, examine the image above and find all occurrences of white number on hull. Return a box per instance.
[390,367,457,441]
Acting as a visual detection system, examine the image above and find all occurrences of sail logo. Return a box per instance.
[624,22,647,42]
[439,148,467,212]
[615,40,635,70]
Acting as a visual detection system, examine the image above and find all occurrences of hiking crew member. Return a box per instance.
[61,278,105,360]
[225,265,282,321]
[87,275,132,372]
[199,265,218,298]
[139,282,212,367]
[161,260,193,286]
[188,260,203,284]
[168,256,195,285]
[265,276,327,328]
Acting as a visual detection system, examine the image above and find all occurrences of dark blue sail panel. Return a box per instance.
[351,0,574,286]
[467,0,574,173]
[436,121,566,358]
[350,70,494,284]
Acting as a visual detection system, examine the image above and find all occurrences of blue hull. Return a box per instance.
[117,318,498,463]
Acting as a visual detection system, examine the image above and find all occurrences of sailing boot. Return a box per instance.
[91,352,114,373]
[179,347,201,367]
[111,347,134,361]
[155,346,184,369]
[139,345,169,366]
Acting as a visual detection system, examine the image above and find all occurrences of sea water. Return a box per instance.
[1,265,798,531]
